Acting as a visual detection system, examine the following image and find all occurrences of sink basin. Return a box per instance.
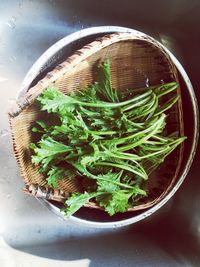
[0,0,199,266]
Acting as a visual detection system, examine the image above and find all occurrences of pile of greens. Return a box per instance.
[30,59,186,216]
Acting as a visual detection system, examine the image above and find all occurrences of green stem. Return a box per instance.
[99,144,147,178]
[72,90,153,109]
[156,83,178,98]
[109,114,165,147]
[87,130,117,135]
[118,114,166,151]
[137,137,186,159]
[152,135,171,143]
[94,161,147,180]
[129,94,158,119]
[73,163,136,189]
[153,95,179,117]
[121,92,153,112]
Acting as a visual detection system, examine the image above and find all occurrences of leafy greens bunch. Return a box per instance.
[30,59,186,216]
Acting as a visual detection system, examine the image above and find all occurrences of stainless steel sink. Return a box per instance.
[0,1,200,266]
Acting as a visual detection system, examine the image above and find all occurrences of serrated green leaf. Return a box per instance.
[31,136,72,169]
[62,192,99,217]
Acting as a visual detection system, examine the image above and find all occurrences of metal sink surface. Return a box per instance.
[0,1,199,266]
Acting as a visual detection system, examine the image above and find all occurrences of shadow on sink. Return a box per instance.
[3,208,200,267]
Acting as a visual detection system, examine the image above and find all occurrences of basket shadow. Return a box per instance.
[5,210,200,267]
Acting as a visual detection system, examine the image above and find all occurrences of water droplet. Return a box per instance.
[9,56,17,62]
[134,67,150,87]
[81,25,84,29]
[14,207,17,211]
[112,224,118,230]
[145,77,150,87]
[72,15,78,23]
[0,129,8,137]
[6,194,11,199]
[160,79,165,85]
[135,249,139,255]
[11,16,17,22]
[57,216,64,222]
[5,20,16,29]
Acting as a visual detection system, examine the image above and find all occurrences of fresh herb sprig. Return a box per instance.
[30,59,186,216]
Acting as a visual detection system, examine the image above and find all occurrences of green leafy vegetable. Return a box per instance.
[30,59,186,216]
[61,192,99,217]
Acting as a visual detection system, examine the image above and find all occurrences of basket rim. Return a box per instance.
[8,27,199,226]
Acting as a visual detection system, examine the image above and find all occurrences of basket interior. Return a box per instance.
[9,34,184,211]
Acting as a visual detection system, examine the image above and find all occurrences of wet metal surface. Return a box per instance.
[0,0,200,266]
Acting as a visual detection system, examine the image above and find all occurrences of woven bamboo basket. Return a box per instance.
[9,32,184,213]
